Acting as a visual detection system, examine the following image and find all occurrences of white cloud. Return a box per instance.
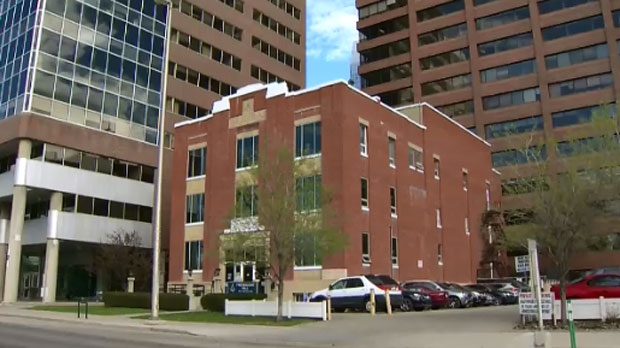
[306,0,358,62]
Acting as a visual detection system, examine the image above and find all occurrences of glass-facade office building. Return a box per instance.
[1,0,167,144]
[0,0,167,303]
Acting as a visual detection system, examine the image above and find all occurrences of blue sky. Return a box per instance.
[305,0,358,88]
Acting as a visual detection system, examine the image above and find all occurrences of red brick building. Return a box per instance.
[168,81,501,298]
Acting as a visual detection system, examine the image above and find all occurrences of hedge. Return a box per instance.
[200,293,268,312]
[102,292,189,311]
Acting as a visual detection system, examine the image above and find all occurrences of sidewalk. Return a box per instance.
[0,303,324,347]
[1,303,619,348]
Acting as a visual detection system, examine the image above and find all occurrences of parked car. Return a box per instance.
[443,283,486,306]
[401,287,433,312]
[478,278,530,292]
[402,281,449,309]
[484,283,519,304]
[551,273,620,299]
[465,284,511,306]
[403,280,472,309]
[309,274,403,312]
[437,282,475,308]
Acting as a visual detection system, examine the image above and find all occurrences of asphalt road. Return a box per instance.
[0,317,290,348]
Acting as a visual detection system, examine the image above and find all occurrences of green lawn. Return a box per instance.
[30,305,151,316]
[132,311,315,326]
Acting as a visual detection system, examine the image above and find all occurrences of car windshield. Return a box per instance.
[366,275,398,286]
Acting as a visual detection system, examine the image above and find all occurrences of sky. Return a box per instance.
[305,0,359,88]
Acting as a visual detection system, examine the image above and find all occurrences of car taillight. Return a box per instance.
[377,285,399,292]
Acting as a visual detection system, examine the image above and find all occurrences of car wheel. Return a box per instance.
[401,298,413,312]
[364,298,373,313]
[448,296,462,309]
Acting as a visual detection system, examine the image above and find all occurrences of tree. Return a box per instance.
[492,105,620,324]
[224,135,346,321]
[94,230,152,292]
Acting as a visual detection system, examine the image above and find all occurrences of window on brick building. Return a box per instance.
[236,135,258,169]
[186,193,205,224]
[390,187,397,216]
[465,217,470,235]
[360,123,368,156]
[438,244,443,265]
[391,237,398,266]
[187,147,206,178]
[436,208,442,228]
[462,170,468,191]
[295,121,321,157]
[362,232,371,264]
[361,178,369,209]
[184,240,204,271]
[433,157,440,179]
[388,136,396,167]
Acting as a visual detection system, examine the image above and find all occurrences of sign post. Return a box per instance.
[568,300,577,348]
[527,239,544,330]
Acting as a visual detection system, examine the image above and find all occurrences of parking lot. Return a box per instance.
[247,305,523,348]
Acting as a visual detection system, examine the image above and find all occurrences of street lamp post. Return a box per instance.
[151,0,173,320]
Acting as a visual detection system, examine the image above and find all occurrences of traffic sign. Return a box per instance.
[515,255,530,273]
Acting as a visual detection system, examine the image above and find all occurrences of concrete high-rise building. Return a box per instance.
[356,0,620,272]
[166,0,306,118]
[0,0,306,303]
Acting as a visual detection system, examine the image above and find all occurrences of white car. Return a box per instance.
[309,275,403,312]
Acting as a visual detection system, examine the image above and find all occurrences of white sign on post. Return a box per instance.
[515,255,530,273]
[519,292,554,320]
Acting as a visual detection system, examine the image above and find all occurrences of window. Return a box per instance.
[388,137,396,167]
[485,116,544,139]
[186,193,205,224]
[361,178,369,209]
[359,16,409,42]
[587,276,620,287]
[539,0,598,15]
[187,147,206,178]
[250,65,300,91]
[433,158,440,179]
[360,124,368,156]
[360,39,410,63]
[296,175,322,212]
[184,240,204,271]
[359,0,408,20]
[614,10,620,27]
[408,147,424,171]
[465,217,470,235]
[295,122,321,157]
[295,232,319,267]
[542,15,604,41]
[480,59,536,83]
[475,7,529,30]
[438,244,443,264]
[436,208,442,228]
[346,278,364,288]
[266,0,301,20]
[420,48,469,71]
[545,43,608,70]
[173,1,243,41]
[437,100,474,117]
[390,187,397,216]
[478,33,533,56]
[361,63,411,88]
[492,146,547,167]
[422,74,472,96]
[252,9,301,45]
[171,28,242,71]
[169,62,237,96]
[462,171,468,190]
[482,87,540,110]
[362,232,371,264]
[417,1,464,22]
[552,104,616,128]
[548,73,613,98]
[376,87,414,107]
[236,135,258,169]
[251,36,301,71]
[235,185,258,217]
[418,23,467,46]
[391,237,398,265]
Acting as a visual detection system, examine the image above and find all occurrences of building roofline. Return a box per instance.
[396,103,492,148]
